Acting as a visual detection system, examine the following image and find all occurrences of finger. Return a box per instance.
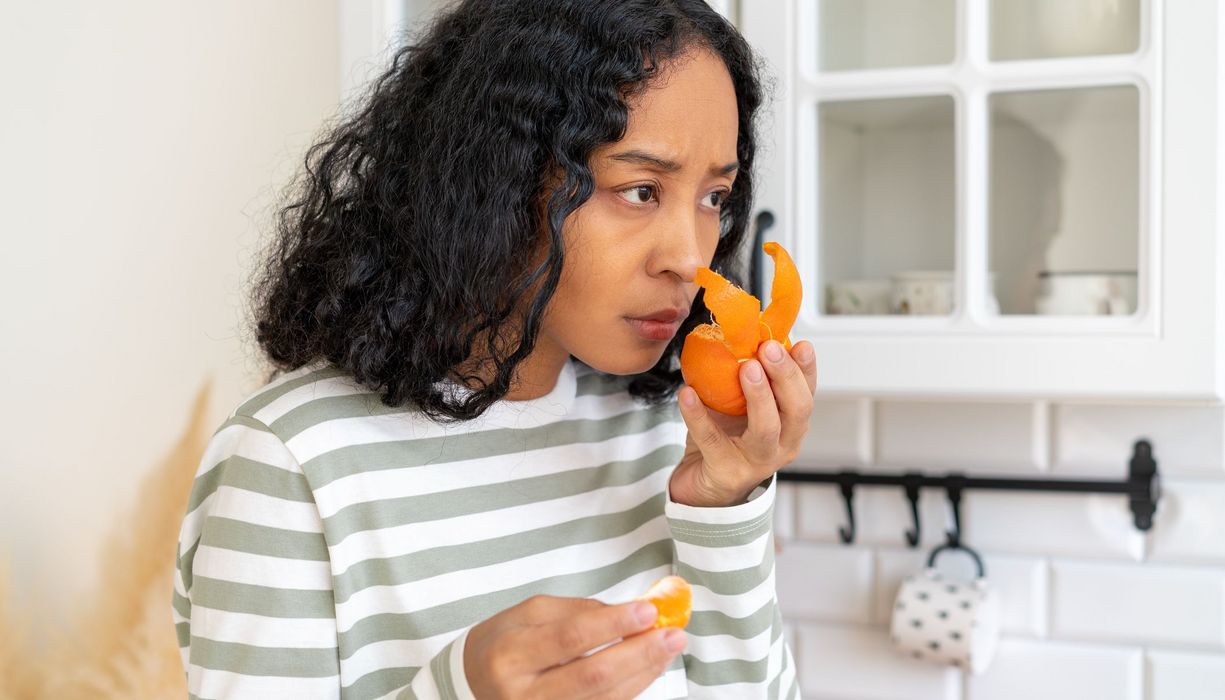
[514,594,607,626]
[535,627,685,700]
[738,359,781,463]
[791,340,818,395]
[583,646,683,700]
[758,340,814,453]
[678,386,744,468]
[518,599,659,670]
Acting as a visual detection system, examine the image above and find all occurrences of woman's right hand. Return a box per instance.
[462,594,688,699]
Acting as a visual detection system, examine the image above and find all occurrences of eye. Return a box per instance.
[703,189,730,210]
[618,184,657,205]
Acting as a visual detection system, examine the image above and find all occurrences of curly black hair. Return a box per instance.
[251,0,767,422]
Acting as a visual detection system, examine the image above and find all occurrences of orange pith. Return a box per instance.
[637,575,692,629]
[679,243,802,416]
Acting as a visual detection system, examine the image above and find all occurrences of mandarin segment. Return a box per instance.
[637,575,692,629]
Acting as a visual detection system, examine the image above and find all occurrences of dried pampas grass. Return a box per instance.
[0,562,45,700]
[1,380,213,700]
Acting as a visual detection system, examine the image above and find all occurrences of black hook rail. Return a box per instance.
[776,439,1161,547]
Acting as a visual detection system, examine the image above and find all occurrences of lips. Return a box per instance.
[626,307,689,341]
[630,308,687,323]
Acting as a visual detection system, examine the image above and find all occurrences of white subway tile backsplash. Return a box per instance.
[978,555,1048,638]
[775,482,797,541]
[795,485,847,546]
[855,487,949,549]
[961,491,1144,560]
[965,639,1142,700]
[779,392,1225,699]
[872,548,929,627]
[1051,561,1225,648]
[1148,480,1225,564]
[795,623,961,700]
[795,397,871,468]
[1053,404,1225,477]
[784,623,798,662]
[872,550,1049,637]
[775,542,873,624]
[875,400,1042,474]
[1148,650,1225,700]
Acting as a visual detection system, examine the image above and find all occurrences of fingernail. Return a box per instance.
[681,389,699,408]
[744,360,763,383]
[663,629,687,653]
[765,341,784,363]
[634,602,658,626]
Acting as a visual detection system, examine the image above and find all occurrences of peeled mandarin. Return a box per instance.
[680,242,802,415]
[637,575,692,629]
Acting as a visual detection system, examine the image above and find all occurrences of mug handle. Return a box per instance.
[926,542,986,579]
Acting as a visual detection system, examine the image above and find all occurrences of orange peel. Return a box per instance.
[680,243,802,415]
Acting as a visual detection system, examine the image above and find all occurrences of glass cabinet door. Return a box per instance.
[990,0,1141,62]
[820,96,957,316]
[989,85,1141,316]
[796,0,1152,322]
[818,0,957,71]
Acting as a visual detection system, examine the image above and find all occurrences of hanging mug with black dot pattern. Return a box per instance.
[888,544,1001,674]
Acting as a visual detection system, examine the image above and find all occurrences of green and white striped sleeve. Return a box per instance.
[665,474,800,699]
[172,416,474,700]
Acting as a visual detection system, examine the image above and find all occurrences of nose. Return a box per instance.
[647,201,711,283]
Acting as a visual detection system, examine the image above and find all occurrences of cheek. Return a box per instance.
[556,205,644,310]
[554,254,627,322]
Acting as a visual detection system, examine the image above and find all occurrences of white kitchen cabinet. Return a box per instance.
[741,0,1224,400]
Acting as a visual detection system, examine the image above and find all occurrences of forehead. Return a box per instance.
[601,49,739,166]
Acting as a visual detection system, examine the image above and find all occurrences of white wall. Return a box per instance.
[0,0,340,628]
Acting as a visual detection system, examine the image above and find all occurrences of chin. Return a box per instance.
[575,343,668,376]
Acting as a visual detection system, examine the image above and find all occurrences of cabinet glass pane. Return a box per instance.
[820,96,956,316]
[818,0,956,72]
[990,0,1140,61]
[989,86,1139,316]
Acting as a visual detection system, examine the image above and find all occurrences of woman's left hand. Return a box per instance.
[670,339,817,508]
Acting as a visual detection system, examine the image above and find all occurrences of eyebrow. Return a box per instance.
[608,149,739,177]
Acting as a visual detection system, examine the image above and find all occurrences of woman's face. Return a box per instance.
[538,48,741,380]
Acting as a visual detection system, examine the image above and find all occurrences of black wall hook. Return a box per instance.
[944,474,966,548]
[902,472,922,547]
[836,470,856,544]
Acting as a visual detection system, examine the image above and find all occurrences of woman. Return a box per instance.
[173,1,814,697]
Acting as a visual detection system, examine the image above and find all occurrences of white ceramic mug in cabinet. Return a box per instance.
[890,271,953,315]
[826,279,891,315]
[1035,271,1137,316]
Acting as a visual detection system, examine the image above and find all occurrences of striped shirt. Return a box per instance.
[173,357,800,699]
